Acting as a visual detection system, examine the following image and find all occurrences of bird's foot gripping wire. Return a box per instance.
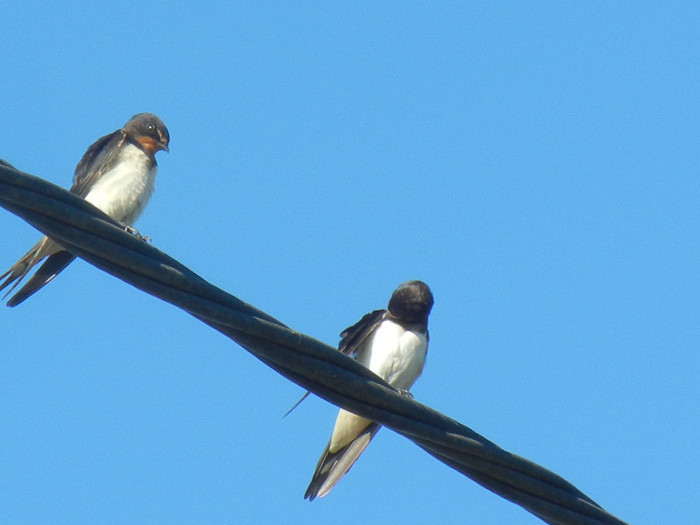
[123,225,151,243]
[396,388,414,399]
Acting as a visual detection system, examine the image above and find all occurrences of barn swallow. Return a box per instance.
[0,113,169,307]
[304,280,434,500]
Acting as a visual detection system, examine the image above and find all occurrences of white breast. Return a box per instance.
[363,319,428,391]
[329,319,427,452]
[83,143,156,225]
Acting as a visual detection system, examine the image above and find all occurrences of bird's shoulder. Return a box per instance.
[338,309,386,357]
[70,129,127,197]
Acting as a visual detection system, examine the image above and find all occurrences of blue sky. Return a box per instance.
[1,3,698,523]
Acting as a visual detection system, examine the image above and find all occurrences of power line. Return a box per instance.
[0,161,628,525]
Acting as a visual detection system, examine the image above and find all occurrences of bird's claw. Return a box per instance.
[397,388,413,398]
[123,225,151,243]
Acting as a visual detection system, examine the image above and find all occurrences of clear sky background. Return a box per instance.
[0,3,698,524]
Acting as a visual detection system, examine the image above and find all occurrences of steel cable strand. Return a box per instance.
[0,162,628,525]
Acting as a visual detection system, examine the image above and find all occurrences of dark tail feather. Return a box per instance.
[304,422,381,501]
[283,391,311,418]
[6,251,75,307]
[1,237,55,300]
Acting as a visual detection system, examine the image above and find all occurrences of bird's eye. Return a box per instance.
[147,123,155,131]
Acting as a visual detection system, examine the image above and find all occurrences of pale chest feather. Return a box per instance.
[83,143,156,225]
[361,319,428,391]
[329,320,427,452]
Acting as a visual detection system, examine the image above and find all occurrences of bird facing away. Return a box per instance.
[304,280,434,500]
[0,113,170,307]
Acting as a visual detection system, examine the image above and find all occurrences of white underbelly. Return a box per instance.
[364,320,427,390]
[329,320,427,452]
[84,144,156,225]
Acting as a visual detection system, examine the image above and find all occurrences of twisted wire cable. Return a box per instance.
[0,161,628,525]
